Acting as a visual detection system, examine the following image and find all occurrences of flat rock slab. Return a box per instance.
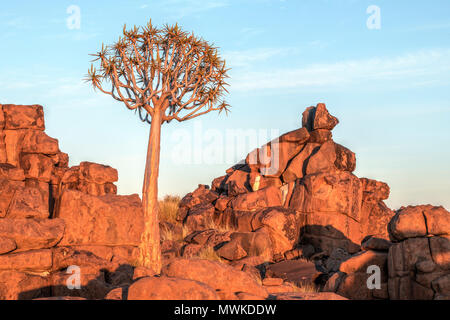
[266,259,319,287]
[272,292,347,300]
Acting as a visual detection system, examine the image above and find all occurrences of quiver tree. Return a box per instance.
[86,21,230,273]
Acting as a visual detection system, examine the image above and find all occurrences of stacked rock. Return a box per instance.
[177,103,394,266]
[0,104,145,299]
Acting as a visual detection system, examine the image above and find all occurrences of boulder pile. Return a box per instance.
[0,104,145,299]
[177,103,394,265]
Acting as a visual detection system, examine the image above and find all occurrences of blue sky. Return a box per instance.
[0,0,449,209]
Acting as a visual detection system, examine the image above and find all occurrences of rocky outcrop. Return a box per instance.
[177,103,395,267]
[324,205,449,300]
[387,205,449,300]
[0,104,144,300]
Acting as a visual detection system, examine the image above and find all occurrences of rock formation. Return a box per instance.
[0,104,145,300]
[0,102,448,300]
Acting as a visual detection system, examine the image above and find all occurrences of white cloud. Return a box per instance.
[228,48,450,91]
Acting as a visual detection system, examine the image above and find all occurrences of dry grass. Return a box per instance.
[291,282,319,293]
[159,195,181,224]
[194,246,224,263]
[160,224,190,242]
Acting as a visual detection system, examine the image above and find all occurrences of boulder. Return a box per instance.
[281,143,320,183]
[6,185,49,219]
[387,235,449,300]
[2,104,45,130]
[361,236,392,252]
[79,161,118,184]
[57,190,144,247]
[308,129,332,144]
[0,270,50,300]
[0,218,64,252]
[302,103,339,131]
[0,249,53,272]
[162,258,269,298]
[127,276,219,300]
[0,163,25,181]
[19,153,54,182]
[20,130,59,154]
[360,178,390,202]
[230,186,282,212]
[388,205,449,242]
[218,231,273,261]
[253,207,302,256]
[305,141,336,175]
[223,168,251,196]
[334,143,356,172]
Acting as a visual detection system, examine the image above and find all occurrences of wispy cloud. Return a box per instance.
[229,48,450,91]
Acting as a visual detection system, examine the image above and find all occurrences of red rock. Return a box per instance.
[6,186,49,219]
[0,163,25,181]
[223,168,251,196]
[21,130,59,154]
[133,266,157,281]
[360,178,390,202]
[223,231,273,261]
[361,236,392,251]
[20,153,53,182]
[340,250,388,274]
[0,270,50,300]
[308,129,332,144]
[0,249,53,272]
[51,270,112,300]
[302,103,339,131]
[0,218,64,252]
[230,186,282,212]
[388,206,428,241]
[281,143,320,183]
[0,237,16,254]
[429,235,450,269]
[184,203,215,231]
[211,175,227,193]
[79,161,118,184]
[254,207,301,256]
[278,127,310,143]
[258,140,305,178]
[162,258,268,298]
[305,141,336,175]
[2,104,45,130]
[0,179,20,217]
[262,277,284,286]
[423,206,450,237]
[360,201,394,240]
[128,276,219,300]
[216,241,247,261]
[57,190,144,247]
[334,143,356,172]
[290,170,362,220]
[215,195,231,211]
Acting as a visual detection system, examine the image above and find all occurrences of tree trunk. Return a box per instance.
[138,108,162,274]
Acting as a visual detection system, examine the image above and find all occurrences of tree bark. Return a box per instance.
[138,107,162,273]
